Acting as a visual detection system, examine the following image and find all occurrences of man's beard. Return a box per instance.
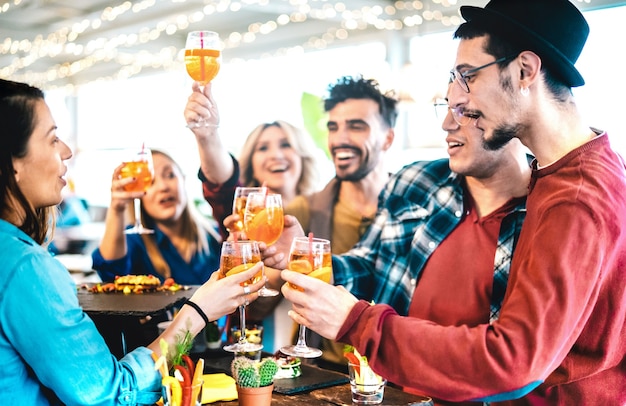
[482,73,521,151]
[483,125,517,151]
[335,147,379,182]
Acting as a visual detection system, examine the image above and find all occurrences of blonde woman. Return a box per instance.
[185,82,319,238]
[93,149,222,285]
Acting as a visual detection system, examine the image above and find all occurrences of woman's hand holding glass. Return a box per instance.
[190,262,264,324]
[219,240,265,353]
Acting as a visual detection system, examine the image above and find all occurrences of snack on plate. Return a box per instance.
[114,274,161,293]
[273,352,301,379]
[83,276,186,294]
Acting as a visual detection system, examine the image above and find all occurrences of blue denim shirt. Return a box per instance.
[0,220,160,405]
[92,225,221,285]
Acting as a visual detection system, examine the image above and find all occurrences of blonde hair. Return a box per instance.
[238,120,319,196]
[129,150,221,278]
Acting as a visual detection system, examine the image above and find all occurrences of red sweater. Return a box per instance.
[337,134,626,404]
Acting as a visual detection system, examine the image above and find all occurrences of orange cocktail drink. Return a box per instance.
[120,160,153,192]
[288,237,332,291]
[232,187,266,233]
[184,48,221,85]
[219,241,262,286]
[243,192,284,245]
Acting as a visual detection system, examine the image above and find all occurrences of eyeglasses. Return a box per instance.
[449,56,513,93]
[434,99,477,127]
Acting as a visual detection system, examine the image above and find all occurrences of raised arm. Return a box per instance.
[184,82,234,185]
[97,163,144,260]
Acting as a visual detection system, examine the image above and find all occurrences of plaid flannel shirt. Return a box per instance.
[333,158,527,322]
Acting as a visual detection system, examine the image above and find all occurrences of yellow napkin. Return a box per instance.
[201,373,238,404]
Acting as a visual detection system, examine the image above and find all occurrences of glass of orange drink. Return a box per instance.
[231,187,267,236]
[243,192,284,297]
[243,192,284,245]
[120,146,154,234]
[184,31,222,128]
[280,237,332,358]
[220,240,264,353]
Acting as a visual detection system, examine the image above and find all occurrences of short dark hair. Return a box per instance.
[0,79,52,243]
[454,23,571,101]
[324,76,399,128]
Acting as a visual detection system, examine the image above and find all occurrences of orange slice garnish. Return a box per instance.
[288,259,313,274]
[225,262,255,277]
[308,266,332,283]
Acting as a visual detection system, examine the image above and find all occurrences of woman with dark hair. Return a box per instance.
[0,78,263,404]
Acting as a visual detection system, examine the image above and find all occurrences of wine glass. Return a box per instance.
[231,186,267,239]
[219,240,264,353]
[243,192,284,297]
[184,31,222,128]
[280,237,332,358]
[120,146,154,234]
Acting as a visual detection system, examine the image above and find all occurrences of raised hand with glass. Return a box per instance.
[280,236,332,358]
[120,145,154,234]
[219,240,264,353]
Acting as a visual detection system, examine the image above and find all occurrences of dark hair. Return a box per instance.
[0,79,52,243]
[454,24,571,101]
[324,76,399,128]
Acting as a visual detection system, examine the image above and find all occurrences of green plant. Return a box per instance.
[204,321,221,342]
[231,356,278,388]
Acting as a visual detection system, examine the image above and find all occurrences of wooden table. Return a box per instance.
[78,285,198,357]
[77,285,197,316]
[197,352,431,405]
[201,383,431,405]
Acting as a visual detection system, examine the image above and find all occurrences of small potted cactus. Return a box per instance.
[231,356,278,406]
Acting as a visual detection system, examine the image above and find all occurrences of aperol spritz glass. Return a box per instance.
[280,237,332,358]
[243,192,283,297]
[219,240,264,353]
[184,30,222,128]
[120,146,154,234]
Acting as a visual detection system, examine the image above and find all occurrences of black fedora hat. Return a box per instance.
[460,0,589,87]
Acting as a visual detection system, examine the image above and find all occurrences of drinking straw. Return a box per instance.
[308,232,314,265]
[199,31,206,83]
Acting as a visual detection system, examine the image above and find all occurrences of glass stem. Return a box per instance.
[238,305,247,344]
[295,325,308,348]
[134,198,142,229]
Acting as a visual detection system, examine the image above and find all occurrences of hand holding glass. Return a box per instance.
[219,240,263,353]
[120,147,154,234]
[280,237,332,358]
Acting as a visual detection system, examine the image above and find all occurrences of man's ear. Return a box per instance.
[382,128,395,151]
[517,50,542,88]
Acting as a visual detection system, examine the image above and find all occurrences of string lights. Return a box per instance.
[0,0,602,91]
[0,0,472,90]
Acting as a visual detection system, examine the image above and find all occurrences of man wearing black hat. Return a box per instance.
[278,0,626,404]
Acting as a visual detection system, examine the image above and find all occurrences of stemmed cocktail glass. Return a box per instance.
[220,240,264,353]
[231,186,266,240]
[184,30,221,128]
[243,192,283,297]
[120,146,154,234]
[280,236,332,358]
